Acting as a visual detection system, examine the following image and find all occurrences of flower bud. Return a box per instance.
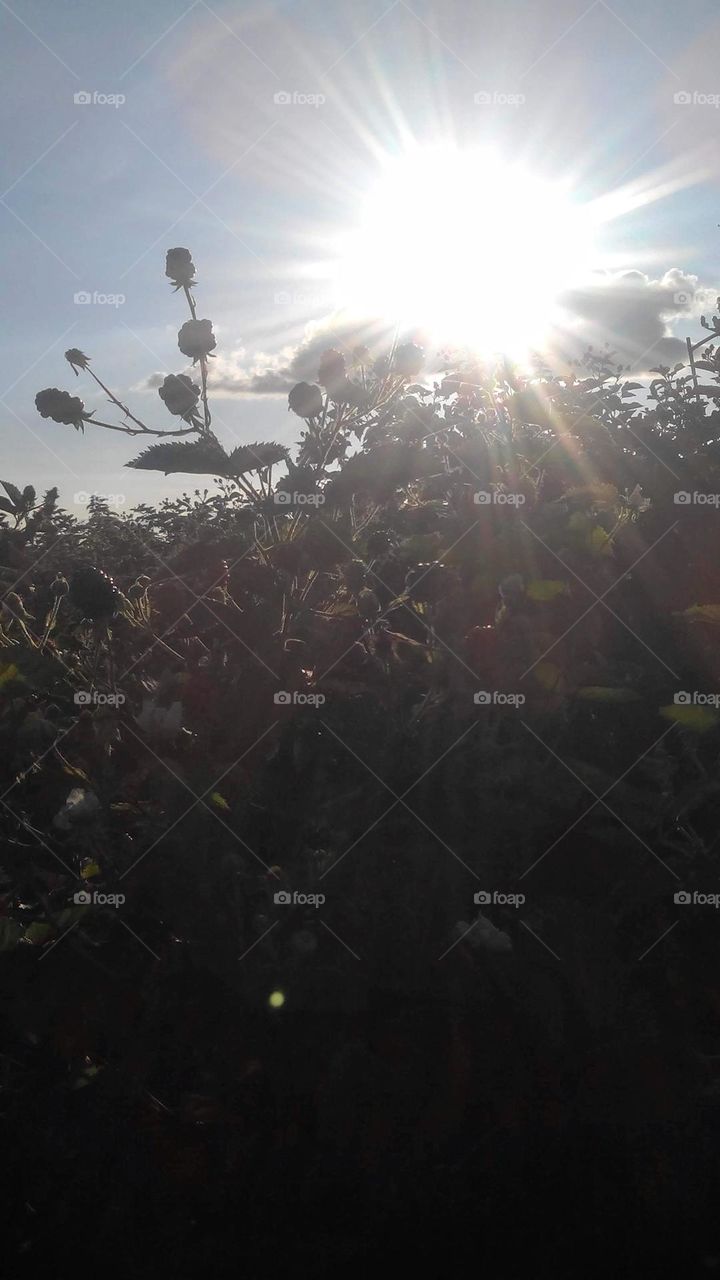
[158,373,201,419]
[165,247,196,288]
[178,318,216,362]
[357,587,380,621]
[288,382,324,418]
[64,349,91,374]
[394,342,424,377]
[317,348,347,394]
[35,388,86,429]
[69,566,119,621]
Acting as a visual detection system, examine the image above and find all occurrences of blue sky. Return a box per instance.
[1,0,718,510]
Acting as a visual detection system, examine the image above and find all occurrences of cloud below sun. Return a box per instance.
[142,264,715,399]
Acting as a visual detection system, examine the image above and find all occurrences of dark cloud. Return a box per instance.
[554,267,712,370]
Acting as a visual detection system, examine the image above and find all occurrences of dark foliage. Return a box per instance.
[9,259,720,1271]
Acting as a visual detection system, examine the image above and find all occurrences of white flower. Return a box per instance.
[626,484,650,512]
[136,697,183,741]
[53,787,101,831]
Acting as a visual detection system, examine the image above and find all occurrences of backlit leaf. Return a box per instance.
[659,704,720,732]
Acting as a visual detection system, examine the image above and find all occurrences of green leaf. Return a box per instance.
[659,704,720,732]
[526,579,570,602]
[0,663,22,689]
[126,440,230,475]
[533,662,568,692]
[1,481,23,509]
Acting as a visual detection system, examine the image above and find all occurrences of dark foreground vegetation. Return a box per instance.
[3,252,720,1273]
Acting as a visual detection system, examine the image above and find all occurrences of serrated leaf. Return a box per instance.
[659,704,720,732]
[1,481,23,508]
[22,485,36,507]
[126,441,230,476]
[226,442,288,474]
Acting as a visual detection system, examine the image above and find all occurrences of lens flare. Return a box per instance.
[334,144,600,358]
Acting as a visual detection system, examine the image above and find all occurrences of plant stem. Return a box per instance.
[86,368,153,434]
[182,284,212,432]
[84,418,197,438]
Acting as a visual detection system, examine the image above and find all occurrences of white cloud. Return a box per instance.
[138,267,717,398]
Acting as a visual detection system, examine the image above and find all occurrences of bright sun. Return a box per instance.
[334,145,601,359]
